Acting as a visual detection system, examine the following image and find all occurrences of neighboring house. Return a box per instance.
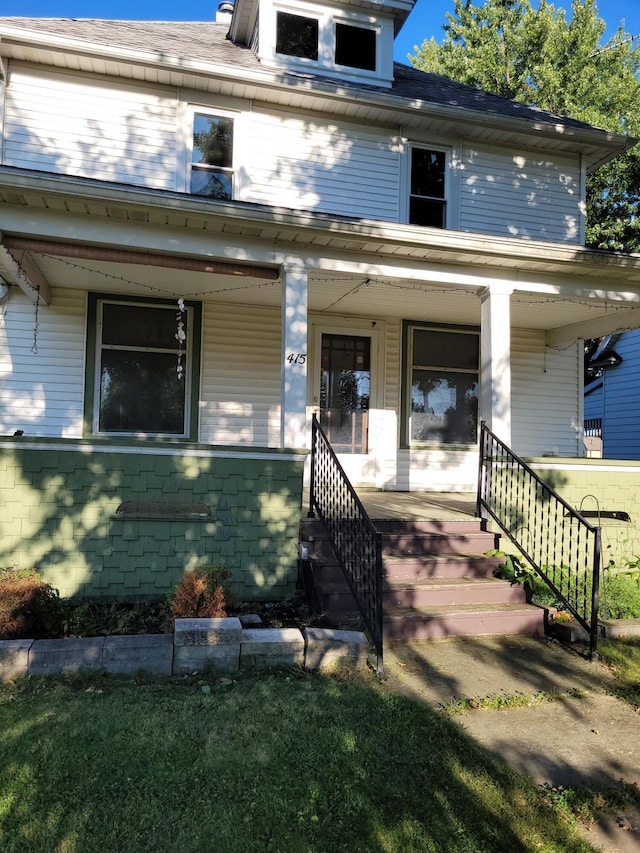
[1,0,640,602]
[585,330,640,459]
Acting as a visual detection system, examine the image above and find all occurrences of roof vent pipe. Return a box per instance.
[216,2,234,24]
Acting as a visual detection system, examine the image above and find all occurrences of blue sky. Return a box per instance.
[1,0,639,64]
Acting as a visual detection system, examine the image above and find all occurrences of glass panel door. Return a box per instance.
[320,334,370,454]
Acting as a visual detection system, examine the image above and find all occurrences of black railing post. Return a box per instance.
[307,414,317,519]
[589,527,602,662]
[476,420,486,519]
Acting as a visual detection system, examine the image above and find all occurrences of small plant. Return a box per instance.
[487,549,548,597]
[0,565,64,639]
[168,564,233,622]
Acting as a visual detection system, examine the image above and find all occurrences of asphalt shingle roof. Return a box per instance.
[0,16,609,133]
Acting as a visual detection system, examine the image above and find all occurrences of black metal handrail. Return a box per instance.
[477,422,602,659]
[308,414,384,675]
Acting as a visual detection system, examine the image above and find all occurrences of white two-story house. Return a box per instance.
[1,0,640,602]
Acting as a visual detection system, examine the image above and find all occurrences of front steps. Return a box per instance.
[299,516,547,642]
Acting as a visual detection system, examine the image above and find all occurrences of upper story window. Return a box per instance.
[276,12,318,60]
[275,9,377,73]
[335,23,376,71]
[409,147,447,228]
[190,112,234,199]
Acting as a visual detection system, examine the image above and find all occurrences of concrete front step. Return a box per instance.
[383,603,546,641]
[373,519,488,535]
[383,553,502,580]
[383,577,527,609]
[379,531,499,556]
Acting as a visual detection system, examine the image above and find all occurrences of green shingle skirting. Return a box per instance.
[530,458,640,566]
[0,440,305,602]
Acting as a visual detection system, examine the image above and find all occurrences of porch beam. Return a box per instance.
[0,241,50,306]
[479,283,513,445]
[546,306,640,347]
[1,236,279,281]
[280,263,309,450]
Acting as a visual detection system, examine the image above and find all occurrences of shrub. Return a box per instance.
[0,566,64,639]
[168,564,233,622]
[601,570,640,619]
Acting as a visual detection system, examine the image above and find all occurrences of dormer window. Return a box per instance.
[273,6,379,76]
[276,12,318,60]
[335,23,376,71]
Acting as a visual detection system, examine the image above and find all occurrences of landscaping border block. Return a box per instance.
[241,628,304,669]
[304,628,369,671]
[103,634,174,675]
[0,639,33,680]
[29,637,105,677]
[173,617,242,674]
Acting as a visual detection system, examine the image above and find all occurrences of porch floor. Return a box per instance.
[302,490,478,521]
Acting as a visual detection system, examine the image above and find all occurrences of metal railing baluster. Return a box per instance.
[476,421,601,660]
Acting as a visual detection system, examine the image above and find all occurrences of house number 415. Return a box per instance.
[286,353,307,365]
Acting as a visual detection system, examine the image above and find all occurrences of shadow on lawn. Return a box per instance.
[0,671,592,853]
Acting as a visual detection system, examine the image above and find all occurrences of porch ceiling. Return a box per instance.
[18,251,640,334]
[3,168,640,338]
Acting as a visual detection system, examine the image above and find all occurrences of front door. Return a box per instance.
[320,332,370,453]
[311,323,380,484]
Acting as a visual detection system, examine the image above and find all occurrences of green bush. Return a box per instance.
[601,570,640,619]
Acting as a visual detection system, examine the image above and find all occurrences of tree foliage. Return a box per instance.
[409,0,640,251]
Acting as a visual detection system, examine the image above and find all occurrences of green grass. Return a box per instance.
[440,687,588,715]
[597,635,640,708]
[0,670,595,853]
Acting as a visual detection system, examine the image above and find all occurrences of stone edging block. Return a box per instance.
[0,639,33,680]
[30,637,105,677]
[103,634,174,675]
[304,627,369,671]
[241,628,304,669]
[173,617,242,674]
[0,621,371,680]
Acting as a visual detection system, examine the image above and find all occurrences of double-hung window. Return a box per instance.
[88,296,199,438]
[406,324,479,445]
[190,111,234,199]
[409,146,447,228]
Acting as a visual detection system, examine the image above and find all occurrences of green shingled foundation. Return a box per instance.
[0,442,305,602]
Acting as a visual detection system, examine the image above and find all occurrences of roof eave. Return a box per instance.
[0,23,633,163]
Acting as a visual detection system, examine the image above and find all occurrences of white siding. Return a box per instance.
[459,145,582,243]
[199,303,281,447]
[511,329,581,457]
[0,287,86,437]
[244,109,401,220]
[4,67,178,189]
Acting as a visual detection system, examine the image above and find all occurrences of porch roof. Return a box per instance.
[2,166,640,343]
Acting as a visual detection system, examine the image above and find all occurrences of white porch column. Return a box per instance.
[280,262,309,448]
[479,283,514,445]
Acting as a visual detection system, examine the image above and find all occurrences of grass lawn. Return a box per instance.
[597,635,640,709]
[0,668,596,853]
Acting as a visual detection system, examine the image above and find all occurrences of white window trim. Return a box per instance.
[183,104,237,201]
[93,297,194,438]
[405,142,451,229]
[270,1,382,81]
[406,323,480,447]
